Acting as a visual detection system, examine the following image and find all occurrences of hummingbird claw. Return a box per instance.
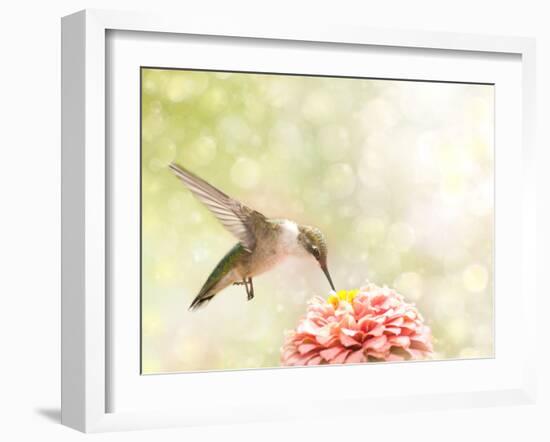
[245,278,254,301]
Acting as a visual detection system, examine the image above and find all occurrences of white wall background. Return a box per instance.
[0,0,547,440]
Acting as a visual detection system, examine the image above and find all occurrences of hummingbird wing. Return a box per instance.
[169,163,265,252]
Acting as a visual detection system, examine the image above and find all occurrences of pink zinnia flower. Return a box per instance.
[281,283,433,366]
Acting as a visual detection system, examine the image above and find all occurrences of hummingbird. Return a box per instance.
[168,163,336,311]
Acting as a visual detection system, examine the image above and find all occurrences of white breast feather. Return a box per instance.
[247,220,305,277]
[279,220,303,255]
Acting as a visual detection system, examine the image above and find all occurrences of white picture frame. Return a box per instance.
[61,9,537,433]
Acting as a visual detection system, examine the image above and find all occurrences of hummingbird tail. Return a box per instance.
[188,243,246,312]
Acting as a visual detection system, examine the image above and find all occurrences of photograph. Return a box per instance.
[140,68,494,374]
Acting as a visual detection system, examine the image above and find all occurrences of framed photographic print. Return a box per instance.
[61,9,537,432]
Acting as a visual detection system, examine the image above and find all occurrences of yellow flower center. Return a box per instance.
[327,289,359,308]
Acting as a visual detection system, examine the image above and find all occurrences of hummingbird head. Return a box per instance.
[298,225,336,292]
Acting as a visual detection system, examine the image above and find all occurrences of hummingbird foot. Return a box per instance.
[245,278,254,301]
[233,279,254,300]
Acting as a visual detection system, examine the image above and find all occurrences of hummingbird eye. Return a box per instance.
[311,247,321,260]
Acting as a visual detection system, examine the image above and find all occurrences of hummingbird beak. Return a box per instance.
[320,261,336,291]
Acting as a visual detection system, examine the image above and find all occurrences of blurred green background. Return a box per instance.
[141,68,494,373]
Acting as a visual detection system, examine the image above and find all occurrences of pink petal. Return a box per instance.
[315,325,333,338]
[386,316,404,327]
[366,324,385,337]
[340,332,360,347]
[390,335,410,348]
[386,353,406,362]
[298,343,319,354]
[358,316,376,331]
[407,348,430,359]
[320,346,344,361]
[341,327,359,336]
[297,319,320,335]
[316,335,337,346]
[400,320,418,330]
[363,335,387,350]
[346,349,365,364]
[384,326,402,335]
[283,352,304,365]
[410,339,432,352]
[331,349,351,364]
[306,355,323,365]
[292,351,323,366]
[366,349,387,359]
